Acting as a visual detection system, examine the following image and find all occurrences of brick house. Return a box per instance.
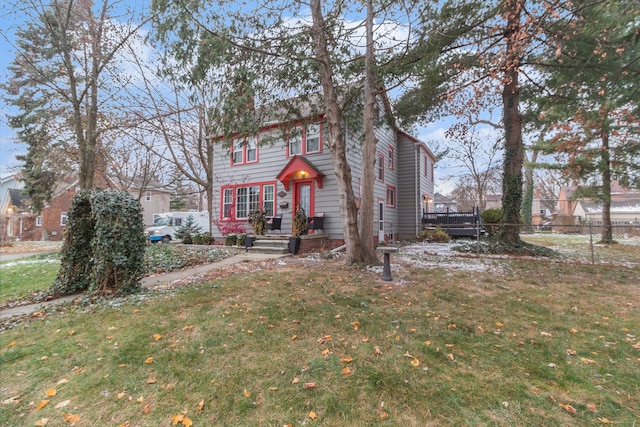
[2,174,172,241]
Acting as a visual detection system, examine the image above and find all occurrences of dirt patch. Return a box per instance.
[0,241,62,254]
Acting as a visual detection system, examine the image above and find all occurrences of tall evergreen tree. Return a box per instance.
[534,0,640,242]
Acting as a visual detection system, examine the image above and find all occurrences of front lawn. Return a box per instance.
[0,245,235,305]
[1,254,638,426]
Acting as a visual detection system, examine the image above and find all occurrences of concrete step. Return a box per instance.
[253,239,288,247]
[247,245,290,255]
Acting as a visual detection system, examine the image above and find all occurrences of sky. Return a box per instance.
[0,1,475,194]
[0,7,24,177]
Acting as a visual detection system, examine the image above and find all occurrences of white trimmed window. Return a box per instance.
[61,212,68,226]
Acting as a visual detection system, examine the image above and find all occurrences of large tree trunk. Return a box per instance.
[310,0,365,265]
[499,0,524,244]
[359,0,380,265]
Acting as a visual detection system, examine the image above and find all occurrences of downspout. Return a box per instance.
[416,145,420,238]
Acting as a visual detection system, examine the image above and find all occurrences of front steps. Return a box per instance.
[247,234,290,255]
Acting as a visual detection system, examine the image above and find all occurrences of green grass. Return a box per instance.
[0,253,60,304]
[1,257,638,426]
[521,233,640,266]
[0,245,235,304]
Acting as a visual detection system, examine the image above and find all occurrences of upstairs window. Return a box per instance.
[36,215,42,227]
[287,122,323,157]
[289,132,302,156]
[145,191,151,201]
[61,212,68,226]
[232,136,259,165]
[306,124,321,153]
[388,146,394,170]
[377,153,385,182]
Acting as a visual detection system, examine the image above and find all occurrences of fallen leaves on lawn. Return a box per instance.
[35,400,50,409]
[62,413,81,423]
[559,403,577,414]
[144,357,154,364]
[153,334,162,341]
[35,418,49,426]
[45,388,56,397]
[7,341,16,348]
[309,410,317,420]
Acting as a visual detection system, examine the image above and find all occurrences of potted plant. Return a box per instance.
[289,205,308,254]
[248,209,267,236]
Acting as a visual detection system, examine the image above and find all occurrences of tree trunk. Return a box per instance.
[359,0,380,265]
[522,149,539,231]
[600,129,613,243]
[310,0,365,265]
[499,0,524,244]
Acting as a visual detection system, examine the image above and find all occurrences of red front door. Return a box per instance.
[294,180,314,222]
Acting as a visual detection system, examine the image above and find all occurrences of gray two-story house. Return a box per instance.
[210,96,436,245]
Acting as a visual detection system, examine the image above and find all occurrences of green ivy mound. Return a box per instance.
[53,189,146,297]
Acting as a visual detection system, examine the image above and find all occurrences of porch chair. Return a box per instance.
[309,212,325,232]
[268,213,283,233]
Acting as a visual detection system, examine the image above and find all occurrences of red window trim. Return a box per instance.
[286,121,324,158]
[387,145,394,170]
[220,181,277,221]
[230,136,260,166]
[377,153,385,182]
[386,185,396,208]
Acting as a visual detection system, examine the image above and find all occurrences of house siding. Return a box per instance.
[210,97,435,244]
[397,135,419,240]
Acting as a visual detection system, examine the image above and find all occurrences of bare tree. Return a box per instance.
[2,0,151,192]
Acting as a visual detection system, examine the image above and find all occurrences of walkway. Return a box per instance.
[0,251,290,320]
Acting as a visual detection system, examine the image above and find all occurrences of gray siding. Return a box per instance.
[397,135,420,240]
[210,104,435,243]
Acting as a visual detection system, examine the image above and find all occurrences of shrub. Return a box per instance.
[481,208,502,238]
[481,208,502,224]
[53,189,146,297]
[193,232,214,245]
[419,226,451,243]
[175,214,202,243]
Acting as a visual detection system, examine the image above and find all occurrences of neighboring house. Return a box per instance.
[106,177,172,226]
[3,173,172,241]
[484,194,502,210]
[556,183,640,225]
[433,193,458,213]
[574,199,640,225]
[0,175,32,241]
[210,94,436,244]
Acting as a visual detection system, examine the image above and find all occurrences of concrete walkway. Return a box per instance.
[0,251,290,320]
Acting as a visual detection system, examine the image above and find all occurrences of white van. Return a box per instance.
[145,211,210,243]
